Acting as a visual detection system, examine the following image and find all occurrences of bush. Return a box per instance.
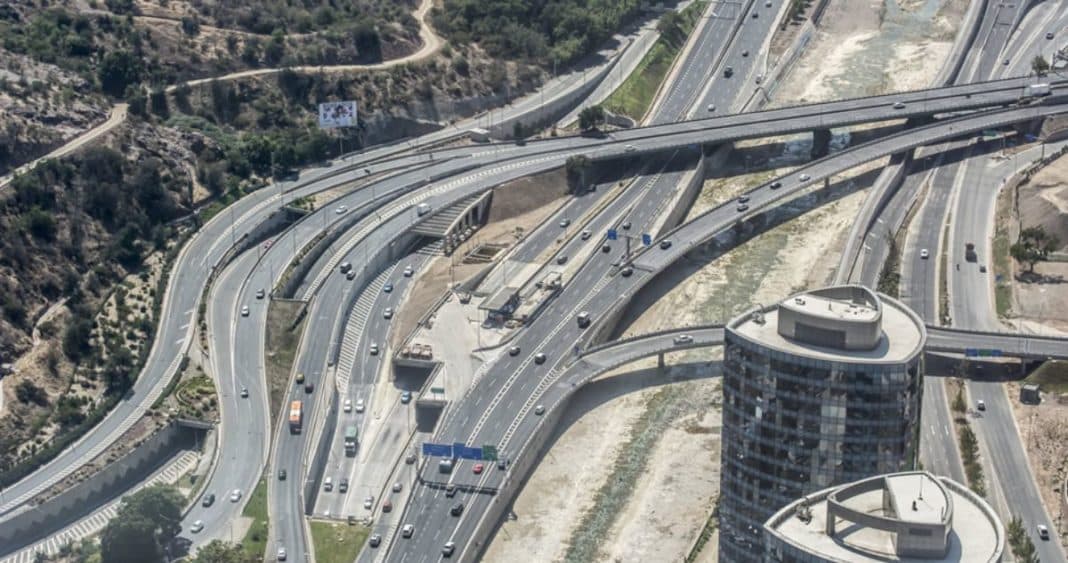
[16,380,49,406]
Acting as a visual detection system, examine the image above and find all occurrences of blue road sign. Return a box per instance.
[965,348,979,357]
[641,233,652,246]
[458,445,483,460]
[987,349,1003,357]
[607,229,618,240]
[422,443,453,457]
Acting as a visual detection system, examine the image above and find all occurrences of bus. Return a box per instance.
[289,401,303,433]
[344,425,358,454]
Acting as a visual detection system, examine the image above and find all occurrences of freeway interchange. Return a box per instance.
[5,1,1068,562]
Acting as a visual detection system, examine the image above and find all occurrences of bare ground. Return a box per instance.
[1008,153,1068,332]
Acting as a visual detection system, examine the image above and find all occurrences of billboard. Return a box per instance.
[318,101,358,129]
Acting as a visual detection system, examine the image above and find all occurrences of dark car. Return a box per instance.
[451,502,465,516]
[278,469,287,480]
[724,67,734,78]
[621,266,634,277]
[602,244,611,253]
[201,493,216,507]
[534,353,547,365]
[304,382,314,393]
[509,346,521,356]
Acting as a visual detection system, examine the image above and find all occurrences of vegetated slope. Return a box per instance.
[0,0,420,176]
[430,0,656,66]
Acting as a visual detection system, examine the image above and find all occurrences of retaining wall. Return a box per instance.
[0,420,205,555]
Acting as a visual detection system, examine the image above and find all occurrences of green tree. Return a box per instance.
[100,485,183,563]
[565,154,591,192]
[180,16,200,37]
[149,90,169,118]
[578,105,606,131]
[98,50,141,97]
[656,10,685,45]
[16,380,48,406]
[264,30,286,66]
[1032,55,1050,76]
[1010,226,1060,272]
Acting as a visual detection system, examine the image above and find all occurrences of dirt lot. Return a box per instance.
[1008,153,1068,333]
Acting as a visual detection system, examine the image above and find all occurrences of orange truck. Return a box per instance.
[289,400,303,433]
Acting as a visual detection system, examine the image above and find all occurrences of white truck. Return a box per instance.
[1024,83,1051,98]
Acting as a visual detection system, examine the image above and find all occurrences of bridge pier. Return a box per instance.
[658,352,665,369]
[811,128,833,159]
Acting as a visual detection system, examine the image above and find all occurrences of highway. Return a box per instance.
[385,94,1068,560]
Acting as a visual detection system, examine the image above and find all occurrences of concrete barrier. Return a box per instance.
[0,420,205,556]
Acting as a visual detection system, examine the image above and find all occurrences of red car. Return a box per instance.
[473,463,484,474]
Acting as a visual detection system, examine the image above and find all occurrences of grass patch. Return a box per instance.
[993,183,1015,317]
[878,231,902,298]
[241,478,270,560]
[1024,361,1068,394]
[265,299,307,422]
[602,1,707,120]
[685,497,719,563]
[309,520,371,563]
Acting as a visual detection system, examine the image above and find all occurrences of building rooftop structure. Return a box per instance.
[730,285,925,364]
[764,471,1004,563]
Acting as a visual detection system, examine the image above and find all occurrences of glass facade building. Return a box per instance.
[717,286,925,562]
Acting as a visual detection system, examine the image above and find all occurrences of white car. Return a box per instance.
[1037,524,1050,540]
[335,205,347,214]
[364,496,374,510]
[383,308,393,319]
[277,547,287,561]
[402,524,415,538]
[581,229,591,240]
[355,399,365,413]
[343,399,352,413]
[369,343,379,355]
[673,335,693,345]
[920,249,929,259]
[241,305,249,317]
[403,266,414,277]
[977,400,986,411]
[559,218,571,228]
[230,489,242,502]
[624,144,637,152]
[799,173,811,182]
[190,520,204,533]
[707,103,716,112]
[893,101,906,109]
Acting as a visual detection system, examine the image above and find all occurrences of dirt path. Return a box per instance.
[167,0,443,91]
[0,103,128,191]
[1,0,442,189]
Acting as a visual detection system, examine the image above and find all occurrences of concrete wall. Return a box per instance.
[304,390,339,516]
[487,57,621,140]
[0,421,205,555]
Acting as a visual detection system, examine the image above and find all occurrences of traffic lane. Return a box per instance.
[649,0,730,124]
[180,249,262,545]
[970,380,1066,562]
[918,376,965,483]
[510,181,618,264]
